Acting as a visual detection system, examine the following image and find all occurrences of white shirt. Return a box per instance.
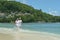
[15,20,22,27]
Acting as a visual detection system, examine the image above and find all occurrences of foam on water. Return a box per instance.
[0,27,60,40]
[0,27,60,36]
[0,27,40,34]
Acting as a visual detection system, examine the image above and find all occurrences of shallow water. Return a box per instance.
[0,23,60,34]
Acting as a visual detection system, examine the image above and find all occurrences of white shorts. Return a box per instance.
[16,24,21,27]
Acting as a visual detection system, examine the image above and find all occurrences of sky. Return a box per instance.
[16,0,60,16]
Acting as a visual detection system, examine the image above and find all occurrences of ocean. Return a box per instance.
[0,23,60,34]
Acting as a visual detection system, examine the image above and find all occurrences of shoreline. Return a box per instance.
[0,28,60,40]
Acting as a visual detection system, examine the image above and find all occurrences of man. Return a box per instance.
[15,18,22,30]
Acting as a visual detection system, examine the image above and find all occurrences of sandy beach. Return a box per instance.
[0,28,60,40]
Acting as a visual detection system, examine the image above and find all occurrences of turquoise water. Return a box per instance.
[0,23,60,34]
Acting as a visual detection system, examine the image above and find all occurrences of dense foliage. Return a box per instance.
[0,1,60,23]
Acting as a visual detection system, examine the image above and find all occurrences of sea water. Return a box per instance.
[0,23,60,34]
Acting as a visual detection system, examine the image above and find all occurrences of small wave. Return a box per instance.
[0,27,60,37]
[0,27,40,34]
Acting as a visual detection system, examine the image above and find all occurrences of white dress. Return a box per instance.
[15,20,22,28]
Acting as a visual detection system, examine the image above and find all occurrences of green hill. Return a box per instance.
[0,1,60,23]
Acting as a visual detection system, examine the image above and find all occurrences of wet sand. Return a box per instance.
[0,28,60,40]
[0,32,60,40]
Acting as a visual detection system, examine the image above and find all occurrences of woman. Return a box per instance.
[15,18,22,30]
